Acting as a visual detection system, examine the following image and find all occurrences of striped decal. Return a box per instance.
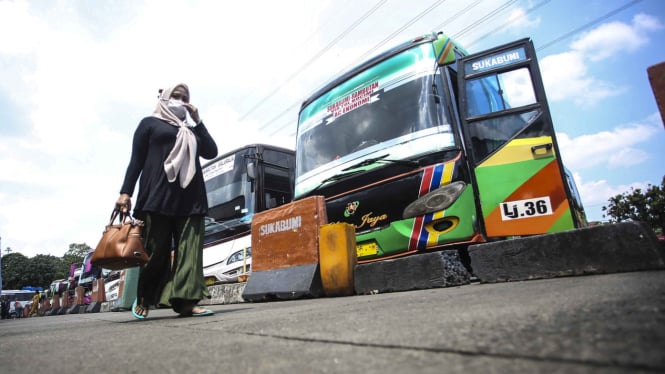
[483,159,571,236]
[408,160,456,251]
[437,37,455,65]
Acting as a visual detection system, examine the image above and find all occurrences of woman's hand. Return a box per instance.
[183,103,201,124]
[116,194,131,213]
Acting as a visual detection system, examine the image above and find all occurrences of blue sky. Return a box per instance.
[0,0,664,258]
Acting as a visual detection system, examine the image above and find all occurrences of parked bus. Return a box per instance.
[2,289,35,317]
[202,144,296,284]
[294,32,586,266]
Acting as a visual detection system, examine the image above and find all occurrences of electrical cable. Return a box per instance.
[431,0,483,32]
[341,0,448,72]
[537,0,643,51]
[465,0,552,49]
[261,0,644,138]
[262,0,450,135]
[452,0,520,39]
[237,0,388,123]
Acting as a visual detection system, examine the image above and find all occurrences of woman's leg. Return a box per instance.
[137,213,175,309]
[169,215,210,314]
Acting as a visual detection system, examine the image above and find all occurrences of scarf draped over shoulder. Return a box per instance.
[152,84,198,189]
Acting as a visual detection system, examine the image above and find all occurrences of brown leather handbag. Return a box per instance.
[91,209,150,270]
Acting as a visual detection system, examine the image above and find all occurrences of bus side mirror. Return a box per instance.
[246,161,257,181]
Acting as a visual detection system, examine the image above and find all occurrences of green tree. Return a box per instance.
[24,254,63,289]
[602,176,665,235]
[61,243,92,276]
[1,252,29,289]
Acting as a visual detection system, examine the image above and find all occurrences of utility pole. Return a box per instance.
[1,236,3,295]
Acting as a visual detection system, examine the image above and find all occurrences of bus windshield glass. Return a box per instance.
[296,43,455,180]
[203,148,255,222]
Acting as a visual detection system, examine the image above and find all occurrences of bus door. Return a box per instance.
[457,38,578,237]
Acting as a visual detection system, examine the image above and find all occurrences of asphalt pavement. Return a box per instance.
[1,269,663,373]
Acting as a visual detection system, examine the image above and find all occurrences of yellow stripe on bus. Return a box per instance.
[426,161,456,245]
[479,136,555,168]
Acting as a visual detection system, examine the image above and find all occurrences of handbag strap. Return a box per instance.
[108,209,142,226]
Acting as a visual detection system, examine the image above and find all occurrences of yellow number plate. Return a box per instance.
[356,242,378,257]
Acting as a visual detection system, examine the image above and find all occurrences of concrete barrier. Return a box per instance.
[242,196,327,302]
[468,221,665,283]
[201,282,247,305]
[67,286,86,314]
[319,223,357,297]
[354,250,472,294]
[86,278,106,313]
[44,294,61,316]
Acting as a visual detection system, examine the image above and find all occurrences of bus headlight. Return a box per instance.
[402,181,466,219]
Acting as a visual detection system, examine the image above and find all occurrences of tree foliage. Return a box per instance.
[1,252,30,289]
[61,243,92,278]
[602,176,665,235]
[24,255,64,289]
[1,243,92,290]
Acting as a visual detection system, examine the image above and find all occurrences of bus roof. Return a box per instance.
[300,31,467,112]
[203,143,295,169]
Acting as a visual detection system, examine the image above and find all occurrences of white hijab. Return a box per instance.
[152,84,198,189]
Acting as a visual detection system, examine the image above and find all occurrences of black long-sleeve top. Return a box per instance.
[120,116,218,218]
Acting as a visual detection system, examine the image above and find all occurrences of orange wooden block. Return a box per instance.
[251,195,327,272]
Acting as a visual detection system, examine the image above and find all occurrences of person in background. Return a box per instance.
[116,83,218,319]
[14,298,24,318]
[29,290,40,317]
[1,297,9,319]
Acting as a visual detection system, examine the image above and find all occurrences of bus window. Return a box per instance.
[205,149,254,221]
[499,68,536,108]
[466,67,536,117]
[466,76,502,116]
[469,110,539,162]
[465,67,539,161]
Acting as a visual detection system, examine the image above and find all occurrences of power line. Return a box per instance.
[231,0,356,109]
[263,0,645,138]
[237,0,388,123]
[465,0,552,49]
[263,0,515,136]
[340,0,448,73]
[263,0,450,135]
[537,0,643,51]
[452,0,520,39]
[431,0,483,32]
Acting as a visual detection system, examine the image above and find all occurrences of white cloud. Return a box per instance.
[570,13,662,62]
[0,0,46,55]
[557,115,661,170]
[540,51,621,104]
[541,13,661,105]
[574,172,652,221]
[505,7,541,30]
[571,22,645,62]
[607,147,649,168]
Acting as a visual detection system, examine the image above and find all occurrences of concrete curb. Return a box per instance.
[354,250,471,294]
[202,282,247,305]
[468,221,665,283]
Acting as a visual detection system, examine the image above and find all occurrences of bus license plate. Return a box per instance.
[356,242,378,257]
[500,196,553,220]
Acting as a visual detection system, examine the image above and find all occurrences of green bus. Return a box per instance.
[294,32,586,266]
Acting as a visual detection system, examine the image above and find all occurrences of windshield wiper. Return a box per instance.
[342,154,419,171]
[310,169,366,193]
[309,155,420,194]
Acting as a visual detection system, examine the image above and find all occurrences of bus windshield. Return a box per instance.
[203,148,255,223]
[296,43,455,184]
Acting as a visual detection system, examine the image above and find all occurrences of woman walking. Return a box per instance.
[116,83,218,319]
